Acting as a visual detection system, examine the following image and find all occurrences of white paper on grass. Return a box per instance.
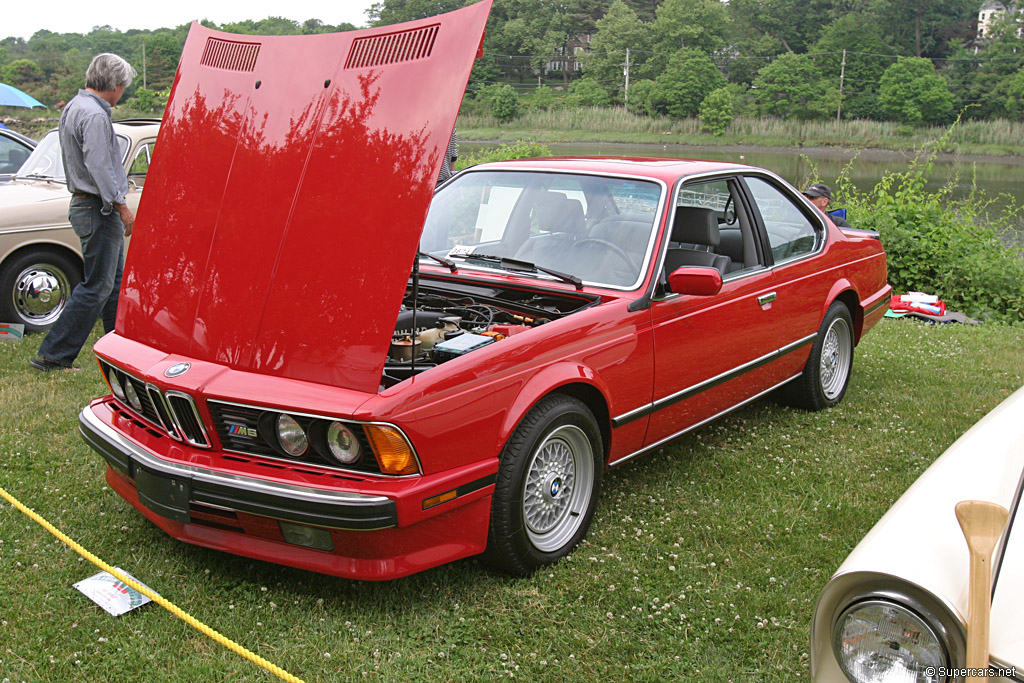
[74,568,153,616]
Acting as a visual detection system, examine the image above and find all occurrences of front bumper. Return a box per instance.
[79,401,496,579]
[80,404,397,530]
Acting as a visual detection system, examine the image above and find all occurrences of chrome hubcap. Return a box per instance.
[523,424,594,552]
[13,264,72,326]
[820,317,852,400]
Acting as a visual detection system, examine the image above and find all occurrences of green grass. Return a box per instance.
[1,320,1022,682]
[457,107,1024,157]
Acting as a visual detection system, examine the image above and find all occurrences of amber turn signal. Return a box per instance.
[364,425,418,476]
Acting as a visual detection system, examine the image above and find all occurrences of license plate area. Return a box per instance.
[134,464,192,524]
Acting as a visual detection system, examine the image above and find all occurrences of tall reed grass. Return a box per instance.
[457,107,1024,155]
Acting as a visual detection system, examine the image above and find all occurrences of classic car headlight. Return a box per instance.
[324,421,362,465]
[123,379,144,412]
[833,600,946,683]
[107,368,126,402]
[275,414,308,456]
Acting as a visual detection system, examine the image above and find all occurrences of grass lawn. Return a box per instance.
[1,319,1022,682]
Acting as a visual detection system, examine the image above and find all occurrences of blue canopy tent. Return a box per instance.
[0,83,45,108]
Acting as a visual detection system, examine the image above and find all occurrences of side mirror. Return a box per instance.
[667,266,722,296]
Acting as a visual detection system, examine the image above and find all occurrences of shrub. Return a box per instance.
[625,80,656,117]
[699,87,734,136]
[566,79,612,108]
[456,140,553,170]
[476,84,521,123]
[839,124,1024,322]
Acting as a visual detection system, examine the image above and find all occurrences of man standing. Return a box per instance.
[31,53,136,372]
[802,183,851,228]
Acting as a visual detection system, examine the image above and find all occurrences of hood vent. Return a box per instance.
[201,38,261,72]
[345,24,439,69]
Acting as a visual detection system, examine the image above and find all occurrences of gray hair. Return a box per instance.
[85,53,136,91]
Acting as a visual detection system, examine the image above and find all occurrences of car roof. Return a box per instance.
[0,128,36,147]
[469,156,754,183]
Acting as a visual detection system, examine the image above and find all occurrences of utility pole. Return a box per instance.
[142,42,147,90]
[836,48,846,122]
[623,48,631,105]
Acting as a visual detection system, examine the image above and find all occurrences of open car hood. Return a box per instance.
[118,2,490,394]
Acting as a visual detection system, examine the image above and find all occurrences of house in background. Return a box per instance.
[977,0,1024,39]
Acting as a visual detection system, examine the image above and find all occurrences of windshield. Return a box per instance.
[421,170,662,288]
[16,130,130,181]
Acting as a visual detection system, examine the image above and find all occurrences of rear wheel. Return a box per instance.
[483,395,603,576]
[786,301,854,411]
[0,249,82,332]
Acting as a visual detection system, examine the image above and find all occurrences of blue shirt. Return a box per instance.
[59,89,128,215]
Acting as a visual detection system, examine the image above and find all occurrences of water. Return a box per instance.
[461,141,1024,239]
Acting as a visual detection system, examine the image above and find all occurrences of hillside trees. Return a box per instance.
[878,57,956,124]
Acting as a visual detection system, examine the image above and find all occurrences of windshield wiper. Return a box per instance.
[417,251,458,272]
[15,173,57,181]
[451,253,583,290]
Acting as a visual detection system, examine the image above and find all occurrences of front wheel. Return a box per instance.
[0,249,82,332]
[785,301,854,411]
[483,395,603,576]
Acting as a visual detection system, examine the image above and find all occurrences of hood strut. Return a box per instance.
[410,256,419,375]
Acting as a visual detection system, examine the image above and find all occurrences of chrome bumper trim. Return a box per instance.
[79,405,397,530]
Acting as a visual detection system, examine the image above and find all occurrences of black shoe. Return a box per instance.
[30,356,77,372]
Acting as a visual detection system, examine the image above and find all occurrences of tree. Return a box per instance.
[878,57,956,124]
[625,79,656,116]
[652,0,730,56]
[581,0,652,100]
[947,13,1024,120]
[699,87,734,135]
[810,13,891,120]
[1007,69,1024,121]
[477,83,521,122]
[2,58,43,86]
[727,0,817,55]
[566,78,612,107]
[368,0,465,27]
[648,48,726,119]
[752,53,835,120]
[869,0,977,58]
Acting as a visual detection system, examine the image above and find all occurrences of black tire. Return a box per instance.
[0,248,83,332]
[483,394,603,576]
[785,301,854,411]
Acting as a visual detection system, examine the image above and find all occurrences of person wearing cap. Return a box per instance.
[803,183,850,228]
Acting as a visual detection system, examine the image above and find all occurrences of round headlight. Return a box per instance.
[108,370,126,401]
[124,379,144,412]
[833,600,945,683]
[275,414,308,457]
[325,421,362,465]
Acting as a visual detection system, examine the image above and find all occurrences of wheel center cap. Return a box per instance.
[548,476,562,498]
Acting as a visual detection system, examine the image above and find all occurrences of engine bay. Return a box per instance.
[381,276,598,387]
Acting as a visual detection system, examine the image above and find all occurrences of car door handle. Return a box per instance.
[757,292,777,306]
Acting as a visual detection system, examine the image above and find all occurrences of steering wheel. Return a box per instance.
[571,238,638,272]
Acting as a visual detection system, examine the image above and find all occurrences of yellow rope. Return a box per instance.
[0,485,306,683]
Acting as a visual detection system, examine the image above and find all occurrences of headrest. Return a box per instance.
[534,192,585,234]
[672,206,720,246]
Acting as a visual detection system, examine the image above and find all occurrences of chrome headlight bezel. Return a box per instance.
[833,598,946,682]
[827,581,965,683]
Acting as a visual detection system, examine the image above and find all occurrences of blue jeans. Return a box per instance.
[37,195,125,366]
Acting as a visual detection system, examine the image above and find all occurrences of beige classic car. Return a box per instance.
[0,118,158,331]
[812,385,1024,682]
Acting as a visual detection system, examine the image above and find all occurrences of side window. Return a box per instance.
[128,142,154,183]
[664,177,761,279]
[745,176,821,263]
[0,136,30,174]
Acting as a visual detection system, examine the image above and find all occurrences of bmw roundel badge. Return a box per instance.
[165,362,191,378]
